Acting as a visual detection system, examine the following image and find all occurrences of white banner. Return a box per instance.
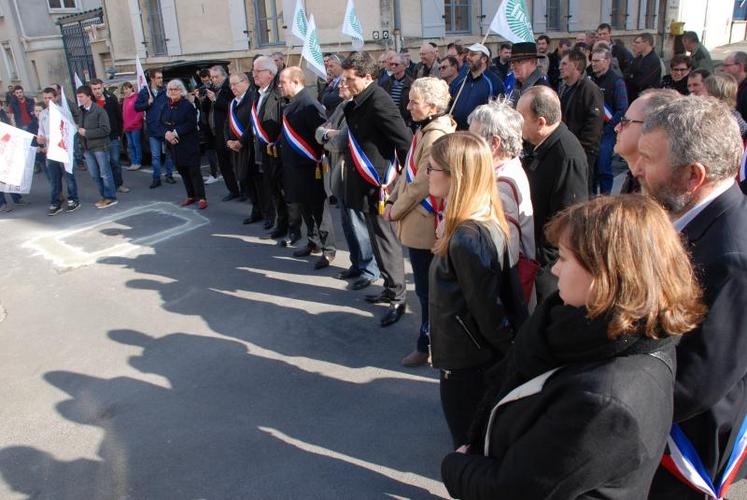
[47,100,76,173]
[302,15,326,79]
[341,0,364,50]
[0,122,36,194]
[136,55,147,91]
[289,0,308,47]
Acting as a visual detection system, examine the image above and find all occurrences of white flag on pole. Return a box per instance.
[290,0,308,46]
[488,0,534,43]
[135,55,147,91]
[47,100,76,174]
[74,72,84,106]
[341,0,364,50]
[302,15,326,79]
[0,122,36,193]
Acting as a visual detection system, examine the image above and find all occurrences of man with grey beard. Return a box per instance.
[637,96,747,499]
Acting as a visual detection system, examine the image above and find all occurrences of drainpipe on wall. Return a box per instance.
[393,0,401,52]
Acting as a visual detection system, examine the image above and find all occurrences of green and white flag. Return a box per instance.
[489,0,534,43]
[302,15,326,79]
[341,0,364,50]
[290,0,308,46]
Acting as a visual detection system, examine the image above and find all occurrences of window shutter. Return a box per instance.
[533,0,547,33]
[160,0,182,55]
[625,0,635,30]
[421,0,445,38]
[601,0,611,26]
[481,0,499,35]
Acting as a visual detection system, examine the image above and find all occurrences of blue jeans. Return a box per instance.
[45,159,79,204]
[595,132,616,194]
[408,247,433,353]
[0,191,22,207]
[125,130,142,165]
[109,138,122,188]
[148,136,174,179]
[84,149,117,200]
[339,200,379,280]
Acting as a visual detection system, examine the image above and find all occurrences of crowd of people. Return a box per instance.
[2,24,747,497]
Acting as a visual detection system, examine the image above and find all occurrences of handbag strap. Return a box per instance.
[498,178,526,252]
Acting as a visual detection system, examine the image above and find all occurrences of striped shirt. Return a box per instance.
[389,77,405,107]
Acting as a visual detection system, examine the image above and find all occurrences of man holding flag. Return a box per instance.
[341,51,412,326]
[590,45,628,194]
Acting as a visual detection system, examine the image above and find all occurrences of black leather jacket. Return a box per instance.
[429,220,528,371]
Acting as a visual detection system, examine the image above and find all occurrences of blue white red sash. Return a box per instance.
[603,103,613,123]
[661,417,747,499]
[251,100,273,145]
[348,130,398,214]
[282,115,320,163]
[229,97,246,139]
[404,134,439,216]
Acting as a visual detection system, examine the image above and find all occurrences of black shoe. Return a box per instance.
[380,303,406,327]
[337,269,361,280]
[149,179,162,189]
[293,245,320,258]
[164,175,176,184]
[270,227,288,239]
[263,220,274,230]
[314,256,332,270]
[351,277,373,290]
[243,213,263,224]
[238,195,248,202]
[329,195,338,206]
[222,193,239,202]
[365,291,393,304]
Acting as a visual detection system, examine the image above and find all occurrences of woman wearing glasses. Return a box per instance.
[441,195,705,499]
[161,79,207,209]
[427,132,528,448]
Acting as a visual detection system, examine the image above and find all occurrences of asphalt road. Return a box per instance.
[2,166,746,500]
[0,167,448,499]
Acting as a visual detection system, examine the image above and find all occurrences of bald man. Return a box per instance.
[415,43,439,78]
[277,67,335,268]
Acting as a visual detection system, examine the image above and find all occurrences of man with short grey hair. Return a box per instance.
[638,96,747,499]
[516,86,587,304]
[722,51,747,121]
[415,43,439,78]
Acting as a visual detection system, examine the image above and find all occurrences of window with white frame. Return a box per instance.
[48,0,78,10]
[445,0,471,34]
[1,43,17,81]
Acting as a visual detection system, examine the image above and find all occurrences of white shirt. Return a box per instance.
[257,85,270,112]
[38,108,49,137]
[673,179,735,232]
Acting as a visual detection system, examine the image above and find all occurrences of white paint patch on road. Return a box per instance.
[237,338,437,385]
[258,426,448,498]
[23,202,209,270]
[209,287,374,318]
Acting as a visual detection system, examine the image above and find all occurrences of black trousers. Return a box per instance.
[262,156,288,229]
[177,164,206,200]
[213,135,239,196]
[301,193,336,257]
[364,210,405,303]
[440,363,489,449]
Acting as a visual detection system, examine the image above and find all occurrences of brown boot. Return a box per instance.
[401,350,428,367]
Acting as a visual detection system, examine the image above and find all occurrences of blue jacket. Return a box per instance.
[134,86,168,138]
[450,69,505,130]
[159,98,199,167]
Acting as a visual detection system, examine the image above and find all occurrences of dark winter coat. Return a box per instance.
[342,83,412,212]
[77,103,111,152]
[380,73,413,128]
[429,220,528,371]
[134,86,168,138]
[625,50,662,101]
[442,293,677,500]
[96,91,123,139]
[159,98,199,168]
[559,76,605,157]
[253,77,283,169]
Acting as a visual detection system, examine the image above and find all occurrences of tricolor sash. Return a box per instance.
[603,103,613,123]
[282,115,320,163]
[661,417,747,499]
[348,130,398,215]
[229,97,246,139]
[251,100,273,145]
[404,134,439,216]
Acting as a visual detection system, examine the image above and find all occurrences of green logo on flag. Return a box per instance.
[350,13,362,37]
[506,0,532,42]
[297,11,308,36]
[310,32,324,66]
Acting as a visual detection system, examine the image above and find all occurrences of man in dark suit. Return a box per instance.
[277,66,335,269]
[208,65,242,201]
[558,49,604,194]
[639,96,747,499]
[341,51,413,327]
[516,86,588,304]
[224,72,263,223]
[625,33,661,102]
[251,55,287,236]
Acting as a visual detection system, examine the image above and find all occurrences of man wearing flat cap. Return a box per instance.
[450,43,505,130]
[507,41,551,106]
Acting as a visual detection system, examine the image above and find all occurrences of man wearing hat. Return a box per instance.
[449,43,505,130]
[507,41,551,106]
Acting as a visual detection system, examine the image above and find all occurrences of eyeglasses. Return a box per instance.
[590,59,606,63]
[426,165,450,175]
[619,116,644,128]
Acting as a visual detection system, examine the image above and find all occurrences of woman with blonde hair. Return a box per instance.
[442,195,706,499]
[704,73,747,140]
[384,77,456,367]
[427,131,528,447]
